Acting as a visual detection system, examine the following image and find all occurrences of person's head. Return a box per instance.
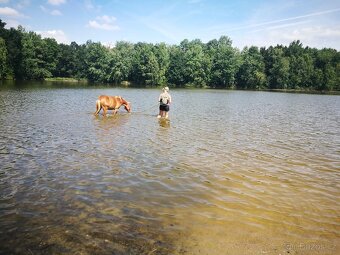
[163,86,169,92]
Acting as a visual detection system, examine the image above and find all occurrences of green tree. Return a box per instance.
[320,64,336,91]
[42,38,60,77]
[285,41,314,89]
[0,19,6,37]
[167,45,186,87]
[314,48,338,90]
[83,41,110,82]
[182,39,209,87]
[236,46,266,89]
[207,36,240,88]
[263,47,290,89]
[2,25,24,79]
[56,43,75,77]
[72,42,87,79]
[310,66,322,91]
[153,42,170,85]
[0,37,7,79]
[56,42,86,79]
[0,20,9,79]
[288,54,314,89]
[335,62,340,91]
[21,31,52,79]
[108,41,134,84]
[131,42,160,86]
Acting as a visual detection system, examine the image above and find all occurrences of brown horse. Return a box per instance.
[94,95,131,116]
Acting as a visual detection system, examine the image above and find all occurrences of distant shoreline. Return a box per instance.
[244,88,340,95]
[1,79,339,95]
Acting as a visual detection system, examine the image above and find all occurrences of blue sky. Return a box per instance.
[1,0,340,49]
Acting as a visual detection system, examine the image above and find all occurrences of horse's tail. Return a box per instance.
[94,99,101,115]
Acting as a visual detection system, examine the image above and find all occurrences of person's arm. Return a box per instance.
[168,94,172,104]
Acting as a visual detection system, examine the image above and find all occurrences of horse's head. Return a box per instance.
[119,97,131,113]
[123,101,131,113]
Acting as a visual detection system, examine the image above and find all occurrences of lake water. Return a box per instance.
[0,82,339,254]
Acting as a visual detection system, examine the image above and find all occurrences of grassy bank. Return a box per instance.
[262,88,340,95]
[44,77,88,83]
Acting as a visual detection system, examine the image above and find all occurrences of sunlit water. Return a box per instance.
[0,82,339,254]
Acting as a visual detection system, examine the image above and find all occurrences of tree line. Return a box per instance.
[0,19,339,91]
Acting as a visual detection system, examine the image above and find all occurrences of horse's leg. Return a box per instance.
[112,109,118,115]
[102,106,108,116]
[94,100,101,115]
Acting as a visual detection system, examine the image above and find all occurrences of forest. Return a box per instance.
[0,19,339,91]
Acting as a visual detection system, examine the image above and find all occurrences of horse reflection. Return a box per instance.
[94,114,130,131]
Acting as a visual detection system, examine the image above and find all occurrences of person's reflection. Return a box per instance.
[158,118,170,128]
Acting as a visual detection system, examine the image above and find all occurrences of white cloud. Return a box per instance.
[51,9,62,15]
[97,15,116,23]
[251,20,311,33]
[47,0,66,6]
[84,0,101,12]
[4,19,20,28]
[0,7,21,16]
[16,0,30,9]
[36,29,69,44]
[88,15,120,31]
[213,8,340,35]
[88,20,119,31]
[233,24,340,50]
[274,26,340,41]
[208,5,340,50]
[268,25,340,49]
[40,5,62,15]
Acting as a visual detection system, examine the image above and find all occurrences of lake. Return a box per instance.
[0,82,339,254]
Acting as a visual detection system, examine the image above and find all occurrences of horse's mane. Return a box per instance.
[120,97,129,105]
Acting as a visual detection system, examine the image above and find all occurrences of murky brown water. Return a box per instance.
[0,82,339,254]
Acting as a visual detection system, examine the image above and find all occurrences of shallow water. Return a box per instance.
[0,83,339,254]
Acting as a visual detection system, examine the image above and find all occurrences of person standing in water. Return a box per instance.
[158,86,171,119]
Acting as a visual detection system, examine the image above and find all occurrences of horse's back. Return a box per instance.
[98,95,120,108]
[98,95,112,102]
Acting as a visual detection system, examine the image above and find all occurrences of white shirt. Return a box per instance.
[159,92,171,105]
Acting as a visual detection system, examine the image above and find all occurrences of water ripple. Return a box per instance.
[0,88,339,254]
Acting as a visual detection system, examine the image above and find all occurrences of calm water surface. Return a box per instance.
[0,82,339,254]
